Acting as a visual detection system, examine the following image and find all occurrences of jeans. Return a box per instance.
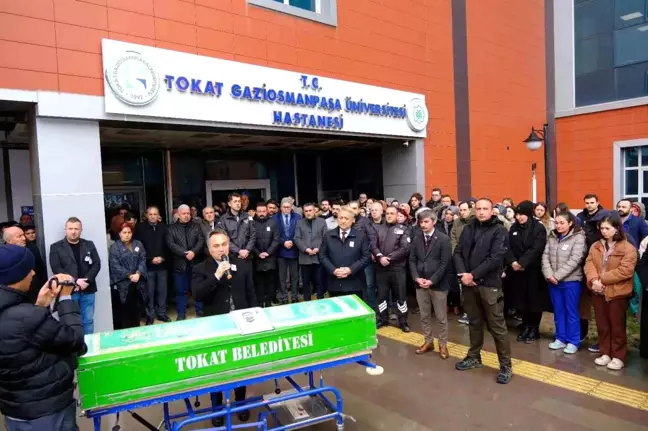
[174,269,192,318]
[364,265,377,310]
[5,401,78,431]
[278,258,299,302]
[301,264,323,301]
[549,281,581,346]
[71,292,95,334]
[147,269,168,318]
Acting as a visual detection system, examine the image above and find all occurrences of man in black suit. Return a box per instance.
[135,206,171,324]
[320,206,371,299]
[252,201,280,307]
[192,229,257,427]
[49,217,101,334]
[409,210,452,359]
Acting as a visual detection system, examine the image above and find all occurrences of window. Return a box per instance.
[574,0,648,106]
[622,146,648,209]
[249,0,336,26]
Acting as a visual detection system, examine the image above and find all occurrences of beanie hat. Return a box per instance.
[0,245,35,286]
[515,200,535,218]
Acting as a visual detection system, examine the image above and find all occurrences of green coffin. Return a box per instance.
[78,295,377,412]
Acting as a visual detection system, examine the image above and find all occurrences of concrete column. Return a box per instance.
[382,139,425,202]
[29,113,112,332]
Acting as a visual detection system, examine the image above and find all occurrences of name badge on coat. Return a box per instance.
[561,244,570,251]
[267,226,271,232]
[135,246,140,252]
[231,264,238,272]
[85,255,93,265]
[394,229,404,235]
[349,241,355,248]
[513,232,518,236]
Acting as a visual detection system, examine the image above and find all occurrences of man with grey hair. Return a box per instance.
[409,209,452,359]
[274,197,301,303]
[3,226,26,247]
[166,204,204,320]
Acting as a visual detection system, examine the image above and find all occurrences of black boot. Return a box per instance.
[525,326,540,344]
[517,325,530,342]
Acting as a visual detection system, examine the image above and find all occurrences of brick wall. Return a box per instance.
[465,0,546,204]
[0,0,456,200]
[556,105,648,209]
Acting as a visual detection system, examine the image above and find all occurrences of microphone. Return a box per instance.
[222,255,233,280]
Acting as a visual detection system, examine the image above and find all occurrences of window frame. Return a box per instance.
[615,139,648,206]
[248,0,337,27]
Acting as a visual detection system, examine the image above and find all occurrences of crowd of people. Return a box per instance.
[1,188,648,428]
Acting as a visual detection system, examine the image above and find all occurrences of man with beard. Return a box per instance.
[266,200,279,217]
[319,199,332,219]
[252,202,280,306]
[326,200,343,231]
[616,198,648,247]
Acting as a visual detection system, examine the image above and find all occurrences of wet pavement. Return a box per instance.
[2,307,646,430]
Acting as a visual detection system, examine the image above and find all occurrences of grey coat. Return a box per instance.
[541,229,587,282]
[294,217,327,265]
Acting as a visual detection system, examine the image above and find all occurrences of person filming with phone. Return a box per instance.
[0,244,87,430]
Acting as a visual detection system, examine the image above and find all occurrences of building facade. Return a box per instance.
[555,0,648,209]
[0,0,549,330]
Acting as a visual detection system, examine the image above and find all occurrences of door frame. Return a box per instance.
[205,179,271,208]
[103,186,146,212]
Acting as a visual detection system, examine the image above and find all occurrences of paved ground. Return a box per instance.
[3,305,647,430]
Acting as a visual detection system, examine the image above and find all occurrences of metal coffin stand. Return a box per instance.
[85,353,376,431]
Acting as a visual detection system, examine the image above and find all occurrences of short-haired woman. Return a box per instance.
[542,212,586,353]
[109,223,148,329]
[584,216,637,370]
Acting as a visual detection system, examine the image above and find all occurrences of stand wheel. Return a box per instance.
[336,424,344,431]
[112,426,121,431]
[274,388,281,395]
[194,396,201,408]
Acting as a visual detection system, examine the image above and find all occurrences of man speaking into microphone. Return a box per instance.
[192,229,257,427]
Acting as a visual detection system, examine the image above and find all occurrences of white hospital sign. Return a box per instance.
[101,39,428,138]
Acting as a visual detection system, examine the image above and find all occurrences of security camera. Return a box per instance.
[403,141,410,147]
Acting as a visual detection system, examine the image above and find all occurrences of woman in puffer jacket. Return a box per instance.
[542,211,587,354]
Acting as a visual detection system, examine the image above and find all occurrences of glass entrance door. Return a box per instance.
[205,180,271,211]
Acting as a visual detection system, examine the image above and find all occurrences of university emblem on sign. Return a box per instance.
[105,51,160,106]
[406,98,428,132]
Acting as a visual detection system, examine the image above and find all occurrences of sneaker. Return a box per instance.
[548,340,567,350]
[496,365,513,384]
[176,315,186,321]
[563,344,578,354]
[588,344,600,353]
[400,324,411,333]
[412,307,420,315]
[606,358,624,370]
[455,357,483,371]
[458,313,469,324]
[594,354,612,366]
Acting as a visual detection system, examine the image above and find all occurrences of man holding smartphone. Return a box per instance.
[0,244,87,430]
